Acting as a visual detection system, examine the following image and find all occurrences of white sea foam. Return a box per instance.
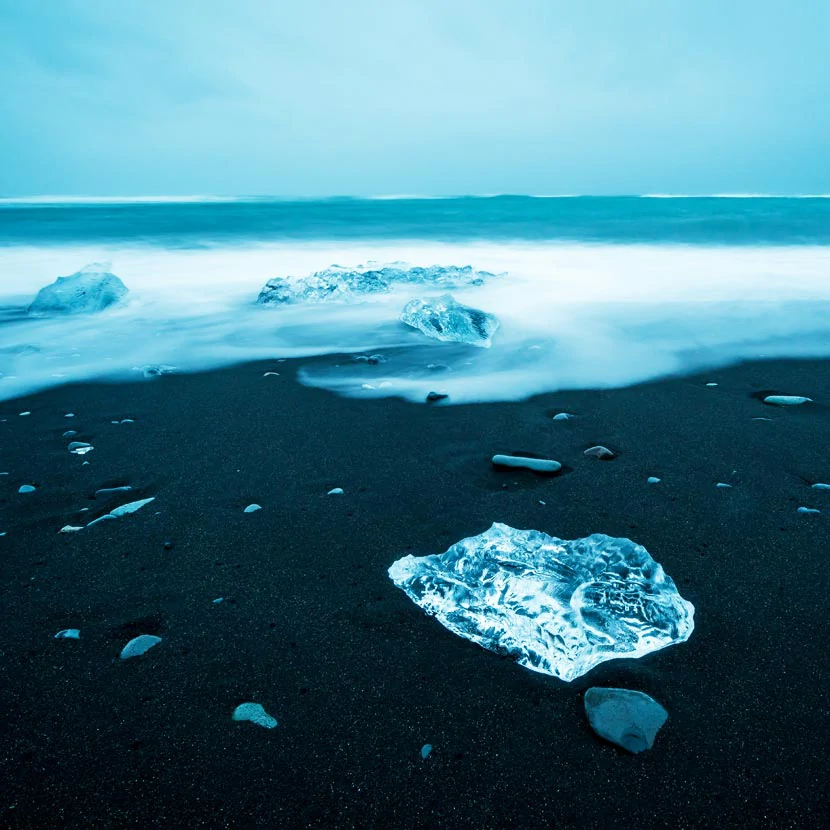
[1,241,830,404]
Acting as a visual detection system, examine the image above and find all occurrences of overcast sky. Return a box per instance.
[1,0,828,196]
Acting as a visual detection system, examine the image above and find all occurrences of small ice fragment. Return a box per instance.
[552,413,573,421]
[111,420,119,425]
[716,482,732,488]
[120,419,134,424]
[86,514,119,527]
[426,391,448,402]
[109,497,155,517]
[327,488,344,495]
[19,411,31,416]
[68,441,93,455]
[263,372,280,377]
[763,395,812,406]
[18,485,36,494]
[63,430,77,437]
[120,634,162,659]
[94,486,132,498]
[538,500,546,505]
[28,264,128,315]
[0,532,6,537]
[59,525,84,533]
[705,382,718,387]
[797,506,820,515]
[584,445,616,460]
[492,455,561,474]
[752,417,773,421]
[647,477,661,484]
[55,629,80,639]
[65,413,75,418]
[244,504,262,513]
[361,384,376,390]
[212,597,224,604]
[400,294,499,348]
[811,483,830,490]
[584,688,668,754]
[232,702,278,729]
[421,744,433,759]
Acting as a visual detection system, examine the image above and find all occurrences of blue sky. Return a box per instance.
[1,0,828,196]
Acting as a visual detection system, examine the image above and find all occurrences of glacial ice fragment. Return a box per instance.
[812,483,830,490]
[232,702,278,729]
[244,504,262,513]
[55,629,80,639]
[797,506,820,515]
[584,687,668,753]
[68,441,93,455]
[18,485,35,494]
[400,294,499,348]
[584,445,616,460]
[256,264,500,305]
[327,488,344,495]
[120,634,162,659]
[28,263,128,316]
[552,413,573,421]
[647,477,661,484]
[421,744,433,759]
[109,498,155,517]
[388,523,694,682]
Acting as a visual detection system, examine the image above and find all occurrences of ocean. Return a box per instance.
[2,196,830,403]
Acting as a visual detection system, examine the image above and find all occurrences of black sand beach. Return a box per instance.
[1,357,828,829]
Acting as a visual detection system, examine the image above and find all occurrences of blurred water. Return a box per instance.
[1,197,829,403]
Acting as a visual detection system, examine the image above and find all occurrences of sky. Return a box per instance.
[1,0,828,197]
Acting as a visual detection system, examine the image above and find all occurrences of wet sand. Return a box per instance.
[1,356,828,829]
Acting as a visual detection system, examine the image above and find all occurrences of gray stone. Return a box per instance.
[584,687,668,753]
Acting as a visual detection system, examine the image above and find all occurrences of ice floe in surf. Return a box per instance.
[388,522,694,682]
[28,263,128,316]
[400,295,499,348]
[257,264,500,305]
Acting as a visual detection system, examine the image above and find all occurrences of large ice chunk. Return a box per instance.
[388,522,694,681]
[400,294,499,348]
[28,263,128,316]
[256,264,500,305]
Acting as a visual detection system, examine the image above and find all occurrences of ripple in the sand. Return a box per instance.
[232,702,277,729]
[120,634,162,659]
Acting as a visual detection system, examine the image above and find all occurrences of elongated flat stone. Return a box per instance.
[492,455,561,474]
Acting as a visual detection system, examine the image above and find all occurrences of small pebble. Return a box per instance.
[232,702,277,729]
[54,629,80,639]
[244,504,262,513]
[163,541,174,550]
[119,634,162,659]
[584,445,616,460]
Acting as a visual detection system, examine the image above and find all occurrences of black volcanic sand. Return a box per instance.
[1,357,828,829]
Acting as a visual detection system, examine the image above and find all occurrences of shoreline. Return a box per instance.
[1,356,828,828]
